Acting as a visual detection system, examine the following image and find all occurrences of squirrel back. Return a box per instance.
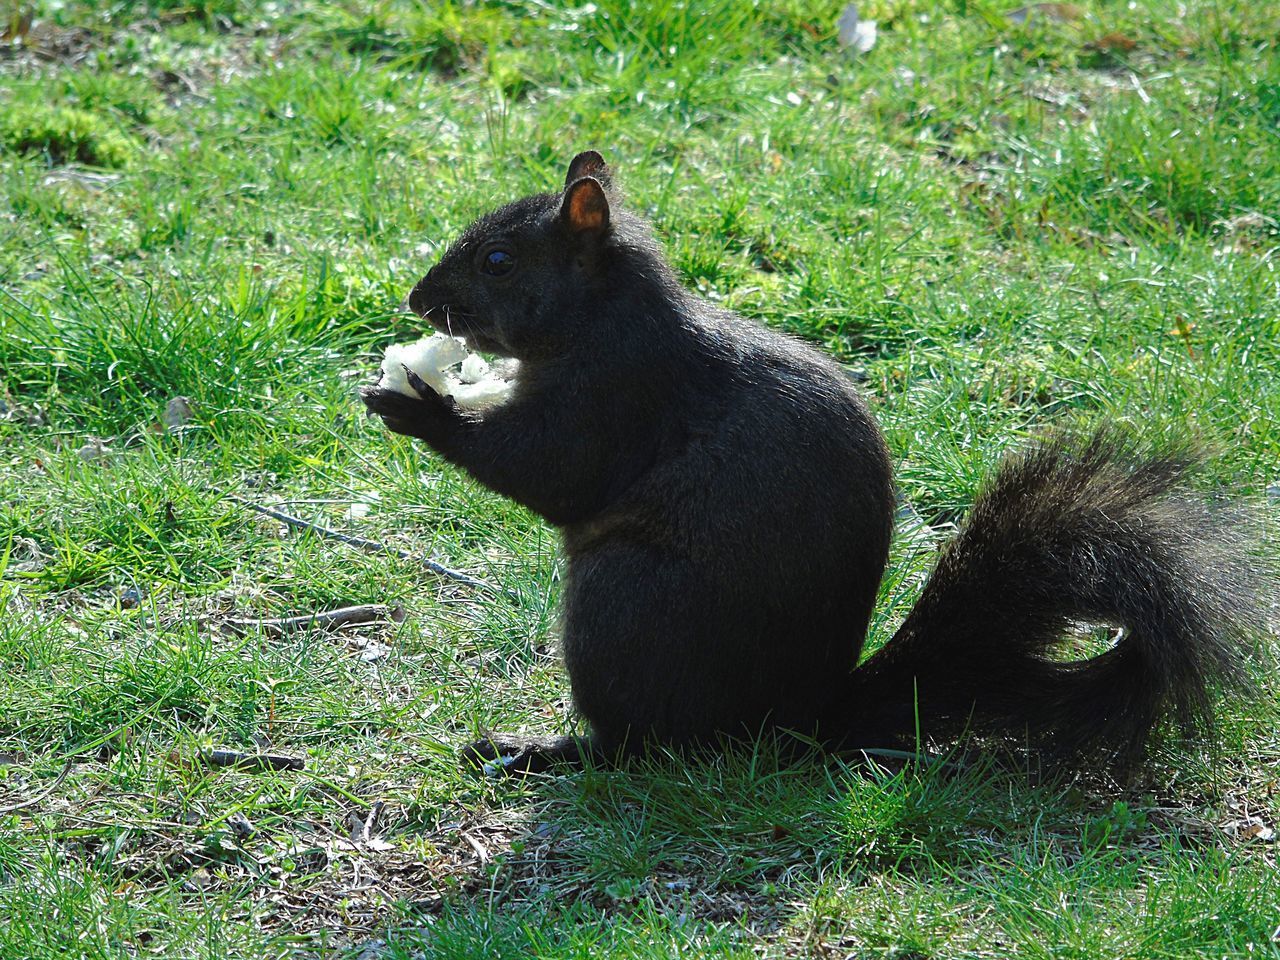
[363,151,1271,774]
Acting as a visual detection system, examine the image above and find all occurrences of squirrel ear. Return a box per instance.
[565,150,610,188]
[561,176,610,235]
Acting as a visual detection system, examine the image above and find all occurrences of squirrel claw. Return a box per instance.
[401,364,438,400]
[362,378,453,417]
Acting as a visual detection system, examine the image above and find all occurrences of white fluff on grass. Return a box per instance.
[379,333,514,411]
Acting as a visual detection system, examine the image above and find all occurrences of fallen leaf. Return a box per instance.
[358,640,391,662]
[1087,32,1138,53]
[228,812,255,841]
[837,3,877,53]
[77,438,111,462]
[329,836,394,853]
[183,867,215,891]
[2,9,33,42]
[10,537,46,573]
[1218,212,1273,233]
[163,395,193,432]
[1242,821,1275,842]
[462,832,489,864]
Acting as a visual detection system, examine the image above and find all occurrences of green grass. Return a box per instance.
[2,0,1278,957]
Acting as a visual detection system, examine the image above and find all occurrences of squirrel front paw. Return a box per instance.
[361,368,456,441]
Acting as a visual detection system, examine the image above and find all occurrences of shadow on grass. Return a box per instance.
[351,736,1208,959]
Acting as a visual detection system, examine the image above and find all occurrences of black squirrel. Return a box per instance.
[362,150,1269,774]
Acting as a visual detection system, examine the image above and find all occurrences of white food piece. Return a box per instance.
[449,377,514,410]
[459,353,490,384]
[379,333,515,411]
[380,335,467,397]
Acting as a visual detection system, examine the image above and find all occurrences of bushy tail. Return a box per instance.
[841,428,1272,769]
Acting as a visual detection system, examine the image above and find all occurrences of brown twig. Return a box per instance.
[221,492,512,599]
[364,799,384,838]
[0,758,74,814]
[221,603,400,638]
[203,749,305,772]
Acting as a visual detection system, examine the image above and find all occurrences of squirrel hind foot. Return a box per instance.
[460,734,589,776]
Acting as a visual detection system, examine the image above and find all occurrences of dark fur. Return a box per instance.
[363,153,1269,775]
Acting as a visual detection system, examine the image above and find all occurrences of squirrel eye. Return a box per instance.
[481,250,516,277]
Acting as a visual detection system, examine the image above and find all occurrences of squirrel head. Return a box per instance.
[405,150,627,361]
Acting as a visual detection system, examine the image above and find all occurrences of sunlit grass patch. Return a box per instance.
[1,1,1277,957]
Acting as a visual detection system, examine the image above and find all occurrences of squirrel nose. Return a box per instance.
[406,274,434,318]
